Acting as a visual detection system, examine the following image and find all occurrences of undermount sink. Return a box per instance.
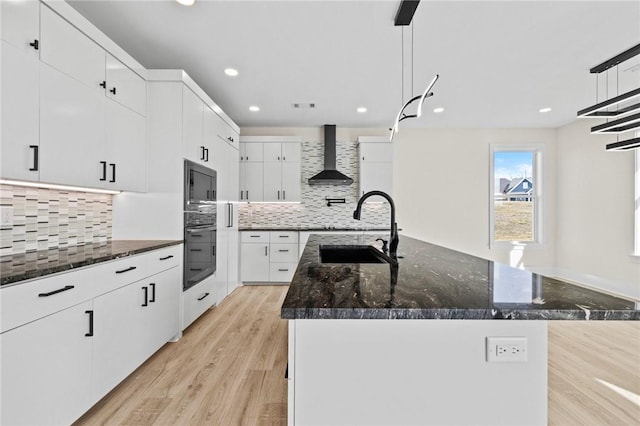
[318,245,390,264]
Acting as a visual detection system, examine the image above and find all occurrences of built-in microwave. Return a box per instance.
[184,159,217,210]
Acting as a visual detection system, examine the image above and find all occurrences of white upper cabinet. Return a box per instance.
[106,53,146,116]
[40,5,105,93]
[263,142,301,162]
[240,142,264,162]
[358,138,393,199]
[1,0,40,54]
[182,86,208,164]
[39,63,106,188]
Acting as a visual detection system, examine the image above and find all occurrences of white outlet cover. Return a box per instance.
[486,336,528,363]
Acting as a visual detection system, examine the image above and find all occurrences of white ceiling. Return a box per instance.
[67,0,640,130]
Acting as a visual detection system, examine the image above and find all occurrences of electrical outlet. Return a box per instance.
[486,337,527,363]
[0,207,12,227]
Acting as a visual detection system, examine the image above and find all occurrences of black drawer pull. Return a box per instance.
[99,161,107,181]
[115,266,137,274]
[29,39,39,50]
[278,249,289,252]
[190,268,203,271]
[29,145,39,171]
[150,283,156,303]
[190,248,203,252]
[279,235,290,238]
[159,255,174,260]
[110,87,116,95]
[278,268,289,272]
[38,285,74,297]
[85,310,93,337]
[142,286,148,307]
[197,292,210,301]
[250,235,261,238]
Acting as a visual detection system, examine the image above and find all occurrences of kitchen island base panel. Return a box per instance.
[288,319,547,426]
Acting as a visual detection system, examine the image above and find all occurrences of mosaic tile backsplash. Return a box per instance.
[0,184,112,256]
[238,138,391,228]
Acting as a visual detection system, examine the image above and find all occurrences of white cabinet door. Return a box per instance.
[263,162,282,202]
[39,64,105,188]
[263,142,282,162]
[241,142,264,162]
[204,107,221,171]
[106,53,146,116]
[1,41,40,181]
[243,162,264,202]
[40,5,105,92]
[104,100,146,192]
[182,275,215,330]
[1,301,93,426]
[359,162,393,198]
[182,86,206,164]
[1,0,39,54]
[92,281,146,402]
[282,143,301,163]
[282,161,301,202]
[240,242,270,282]
[228,141,240,203]
[360,143,392,163]
[140,267,181,355]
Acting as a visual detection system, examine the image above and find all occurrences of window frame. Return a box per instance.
[489,144,544,247]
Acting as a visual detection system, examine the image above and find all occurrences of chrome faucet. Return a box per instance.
[353,190,399,257]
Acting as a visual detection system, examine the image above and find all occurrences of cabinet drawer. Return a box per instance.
[241,231,269,243]
[270,243,298,263]
[147,245,181,275]
[1,268,95,333]
[96,254,148,292]
[182,276,214,330]
[270,231,298,243]
[269,263,297,283]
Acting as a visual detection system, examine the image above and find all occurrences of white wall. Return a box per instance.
[392,127,557,269]
[555,119,639,296]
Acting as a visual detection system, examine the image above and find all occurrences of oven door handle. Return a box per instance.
[186,226,216,233]
[227,203,233,228]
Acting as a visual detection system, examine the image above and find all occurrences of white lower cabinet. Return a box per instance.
[0,245,182,425]
[1,300,94,426]
[241,231,298,283]
[182,275,215,330]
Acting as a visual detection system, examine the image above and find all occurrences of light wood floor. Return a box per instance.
[75,286,640,426]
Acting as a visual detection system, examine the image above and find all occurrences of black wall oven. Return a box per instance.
[184,160,217,291]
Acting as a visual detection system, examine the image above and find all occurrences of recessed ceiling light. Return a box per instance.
[249,105,260,112]
[433,107,444,113]
[224,68,238,77]
[539,107,552,113]
[357,107,367,113]
[176,0,195,6]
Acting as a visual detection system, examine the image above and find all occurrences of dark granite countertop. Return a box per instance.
[281,234,639,320]
[0,240,183,287]
[239,226,390,232]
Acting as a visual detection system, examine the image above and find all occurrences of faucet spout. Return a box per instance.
[353,191,399,257]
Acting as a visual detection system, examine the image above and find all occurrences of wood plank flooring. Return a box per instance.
[75,286,640,425]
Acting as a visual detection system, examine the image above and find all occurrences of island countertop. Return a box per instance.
[281,234,639,320]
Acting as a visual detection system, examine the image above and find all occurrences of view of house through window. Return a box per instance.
[493,150,536,242]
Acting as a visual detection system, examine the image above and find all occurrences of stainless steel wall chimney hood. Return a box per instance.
[308,125,354,186]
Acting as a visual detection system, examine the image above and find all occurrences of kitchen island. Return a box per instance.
[281,234,639,425]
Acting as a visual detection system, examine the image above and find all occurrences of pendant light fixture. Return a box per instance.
[389,0,439,141]
[576,43,640,151]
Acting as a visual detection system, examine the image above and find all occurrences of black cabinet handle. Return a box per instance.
[246,190,249,199]
[265,246,268,256]
[279,235,290,238]
[278,249,289,252]
[99,161,107,181]
[228,136,234,143]
[278,268,289,272]
[99,81,106,89]
[197,292,210,301]
[190,234,203,238]
[200,146,206,161]
[205,148,209,162]
[115,266,137,274]
[109,163,116,183]
[159,255,174,260]
[190,268,203,271]
[240,190,244,200]
[190,248,203,252]
[206,190,210,199]
[29,145,39,171]
[85,310,94,337]
[212,245,216,256]
[110,87,116,95]
[29,39,39,50]
[277,190,280,200]
[38,285,74,297]
[230,203,234,227]
[250,235,261,238]
[142,286,148,307]
[150,283,156,303]
[283,190,286,200]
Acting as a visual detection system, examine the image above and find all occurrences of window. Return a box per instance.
[490,146,542,244]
